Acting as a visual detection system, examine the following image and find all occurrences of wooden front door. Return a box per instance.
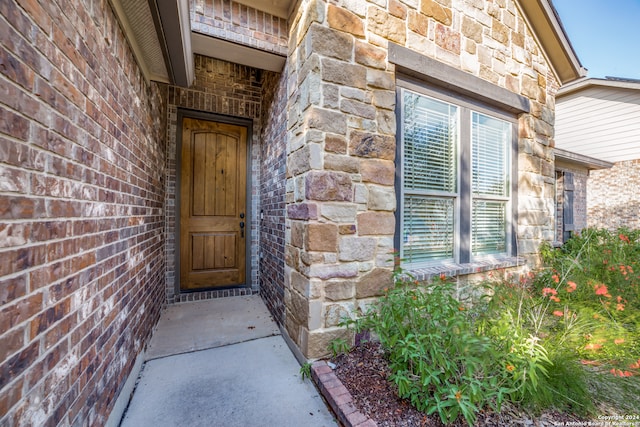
[180,118,247,290]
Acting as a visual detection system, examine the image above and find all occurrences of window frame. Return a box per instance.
[395,75,519,269]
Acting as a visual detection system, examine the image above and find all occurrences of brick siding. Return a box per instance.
[258,70,288,325]
[588,160,640,231]
[190,0,288,56]
[0,1,166,425]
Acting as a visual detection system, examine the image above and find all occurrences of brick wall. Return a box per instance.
[588,160,640,231]
[258,70,288,324]
[0,1,166,425]
[190,0,288,56]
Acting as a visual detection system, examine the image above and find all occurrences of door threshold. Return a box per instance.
[172,286,255,303]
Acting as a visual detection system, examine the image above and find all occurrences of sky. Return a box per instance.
[552,0,640,80]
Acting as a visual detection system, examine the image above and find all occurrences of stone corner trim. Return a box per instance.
[310,361,378,427]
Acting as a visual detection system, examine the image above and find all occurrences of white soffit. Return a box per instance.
[234,0,294,18]
[191,32,286,73]
[110,0,169,83]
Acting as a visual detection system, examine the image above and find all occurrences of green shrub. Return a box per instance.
[487,228,640,414]
[536,228,640,371]
[346,273,531,426]
[340,229,640,422]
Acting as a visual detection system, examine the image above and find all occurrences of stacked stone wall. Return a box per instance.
[0,1,166,425]
[284,0,559,358]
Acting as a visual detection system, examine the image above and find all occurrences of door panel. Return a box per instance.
[180,118,247,290]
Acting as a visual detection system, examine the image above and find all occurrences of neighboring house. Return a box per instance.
[553,148,612,243]
[554,77,640,236]
[0,0,585,425]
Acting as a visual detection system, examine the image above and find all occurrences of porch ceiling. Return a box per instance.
[109,0,194,86]
[191,33,286,73]
[109,0,169,83]
[110,0,292,85]
[234,0,296,19]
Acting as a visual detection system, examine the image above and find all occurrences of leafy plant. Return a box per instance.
[535,228,640,371]
[483,228,640,415]
[349,273,518,426]
[337,229,640,423]
[480,275,591,415]
[300,362,312,381]
[328,337,351,357]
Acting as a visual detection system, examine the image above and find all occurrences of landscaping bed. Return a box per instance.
[316,228,640,426]
[329,341,586,426]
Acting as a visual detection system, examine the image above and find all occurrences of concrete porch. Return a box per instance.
[117,295,336,426]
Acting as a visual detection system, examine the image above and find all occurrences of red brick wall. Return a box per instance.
[190,0,288,56]
[259,69,288,324]
[1,1,166,425]
[588,160,640,231]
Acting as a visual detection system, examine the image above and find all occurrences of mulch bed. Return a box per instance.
[330,341,586,427]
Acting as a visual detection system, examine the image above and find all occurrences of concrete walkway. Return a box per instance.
[119,295,336,427]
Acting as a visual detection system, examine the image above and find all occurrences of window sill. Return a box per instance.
[406,256,526,282]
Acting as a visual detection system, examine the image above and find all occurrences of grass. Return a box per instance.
[584,368,640,415]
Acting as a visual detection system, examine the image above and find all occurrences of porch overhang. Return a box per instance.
[554,148,614,170]
[191,33,286,73]
[109,0,194,86]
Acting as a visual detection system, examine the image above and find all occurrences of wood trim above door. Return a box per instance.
[179,116,248,291]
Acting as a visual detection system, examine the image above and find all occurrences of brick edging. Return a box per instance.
[310,361,377,427]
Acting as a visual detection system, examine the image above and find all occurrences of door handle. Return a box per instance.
[240,221,245,238]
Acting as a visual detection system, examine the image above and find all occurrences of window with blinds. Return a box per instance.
[401,92,458,263]
[403,93,458,193]
[398,87,514,267]
[471,112,511,256]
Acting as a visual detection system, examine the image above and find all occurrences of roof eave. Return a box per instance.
[554,148,614,170]
[150,0,194,87]
[515,0,587,86]
[109,0,194,87]
[558,77,640,96]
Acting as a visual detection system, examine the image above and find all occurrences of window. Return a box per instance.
[397,82,517,268]
[555,170,575,244]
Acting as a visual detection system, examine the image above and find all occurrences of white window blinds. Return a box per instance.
[403,93,458,193]
[401,92,458,263]
[399,87,514,266]
[471,112,510,256]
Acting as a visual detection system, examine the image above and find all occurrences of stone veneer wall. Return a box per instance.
[0,1,166,425]
[284,0,559,359]
[164,55,274,303]
[259,70,289,324]
[588,160,640,231]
